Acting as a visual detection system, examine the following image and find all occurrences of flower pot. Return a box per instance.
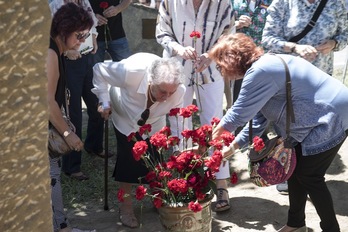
[158,197,212,232]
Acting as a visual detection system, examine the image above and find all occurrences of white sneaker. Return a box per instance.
[276,181,288,193]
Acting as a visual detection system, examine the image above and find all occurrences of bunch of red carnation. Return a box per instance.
[117,105,238,213]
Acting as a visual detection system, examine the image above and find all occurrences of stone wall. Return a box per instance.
[123,3,163,56]
[0,1,52,231]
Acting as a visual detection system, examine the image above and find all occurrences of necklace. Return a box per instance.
[148,85,156,103]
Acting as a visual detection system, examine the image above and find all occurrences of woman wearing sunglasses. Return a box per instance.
[92,53,186,228]
[47,3,95,232]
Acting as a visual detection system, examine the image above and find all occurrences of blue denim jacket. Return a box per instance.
[222,54,348,156]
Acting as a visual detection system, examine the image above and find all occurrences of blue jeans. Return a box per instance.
[62,54,104,174]
[93,37,131,63]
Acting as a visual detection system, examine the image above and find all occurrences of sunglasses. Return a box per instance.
[137,108,150,126]
[75,32,90,41]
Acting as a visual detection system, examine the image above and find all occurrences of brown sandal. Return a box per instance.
[214,188,230,212]
[119,208,139,228]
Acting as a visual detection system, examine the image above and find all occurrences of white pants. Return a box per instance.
[169,79,230,179]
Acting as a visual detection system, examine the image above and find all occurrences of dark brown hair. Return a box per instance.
[50,2,93,40]
[209,33,264,79]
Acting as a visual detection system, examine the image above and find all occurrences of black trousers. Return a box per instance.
[287,137,347,232]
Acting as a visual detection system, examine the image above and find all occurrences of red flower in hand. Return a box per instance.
[99,1,109,9]
[190,31,201,39]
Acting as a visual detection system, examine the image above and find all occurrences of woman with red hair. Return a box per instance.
[210,33,348,232]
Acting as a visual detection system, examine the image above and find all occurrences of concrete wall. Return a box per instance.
[123,3,163,57]
[0,1,52,231]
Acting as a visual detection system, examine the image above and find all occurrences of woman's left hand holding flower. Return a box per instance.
[103,5,120,18]
[195,53,211,73]
[95,13,108,26]
[174,45,197,60]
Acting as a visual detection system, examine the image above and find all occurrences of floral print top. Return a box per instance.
[232,0,273,46]
[262,0,348,75]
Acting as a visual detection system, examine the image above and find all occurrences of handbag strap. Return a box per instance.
[65,88,71,119]
[289,0,328,43]
[248,56,295,144]
[57,50,71,119]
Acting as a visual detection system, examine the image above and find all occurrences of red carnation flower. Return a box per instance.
[132,141,148,161]
[153,196,163,208]
[179,107,192,118]
[221,132,235,146]
[210,117,220,126]
[99,1,109,9]
[135,185,147,200]
[189,31,201,39]
[230,172,238,184]
[188,201,203,212]
[169,108,180,116]
[139,124,152,136]
[253,136,265,152]
[150,133,168,149]
[127,132,136,142]
[117,188,125,202]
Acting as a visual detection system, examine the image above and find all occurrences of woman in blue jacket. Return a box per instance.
[210,33,348,232]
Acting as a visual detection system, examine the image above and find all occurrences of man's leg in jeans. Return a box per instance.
[107,37,131,62]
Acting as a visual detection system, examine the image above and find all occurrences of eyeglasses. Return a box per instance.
[216,64,222,74]
[75,32,90,41]
[137,108,150,126]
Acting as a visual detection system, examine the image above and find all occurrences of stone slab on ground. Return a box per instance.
[67,138,348,232]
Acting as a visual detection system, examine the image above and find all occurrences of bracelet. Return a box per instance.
[289,43,296,53]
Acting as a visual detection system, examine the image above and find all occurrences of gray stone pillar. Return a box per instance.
[0,1,52,231]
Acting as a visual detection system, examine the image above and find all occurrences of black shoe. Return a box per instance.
[65,172,89,181]
[84,146,114,158]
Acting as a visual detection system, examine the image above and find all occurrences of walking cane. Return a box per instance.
[104,119,109,211]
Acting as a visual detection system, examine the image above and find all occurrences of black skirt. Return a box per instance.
[112,126,159,184]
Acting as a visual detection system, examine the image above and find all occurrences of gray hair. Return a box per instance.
[147,57,185,85]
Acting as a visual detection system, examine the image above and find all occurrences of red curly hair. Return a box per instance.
[209,33,264,79]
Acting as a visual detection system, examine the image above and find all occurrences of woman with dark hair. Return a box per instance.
[50,0,105,181]
[210,33,348,232]
[47,3,95,232]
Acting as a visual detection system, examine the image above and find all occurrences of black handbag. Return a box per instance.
[247,56,297,187]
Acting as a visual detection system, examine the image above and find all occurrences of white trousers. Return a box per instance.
[169,79,230,179]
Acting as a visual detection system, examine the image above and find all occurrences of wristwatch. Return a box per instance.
[63,130,72,138]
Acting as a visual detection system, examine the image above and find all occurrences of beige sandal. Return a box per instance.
[277,225,307,232]
[214,188,230,212]
[119,208,139,228]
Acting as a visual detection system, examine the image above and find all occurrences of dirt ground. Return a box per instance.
[66,138,348,232]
